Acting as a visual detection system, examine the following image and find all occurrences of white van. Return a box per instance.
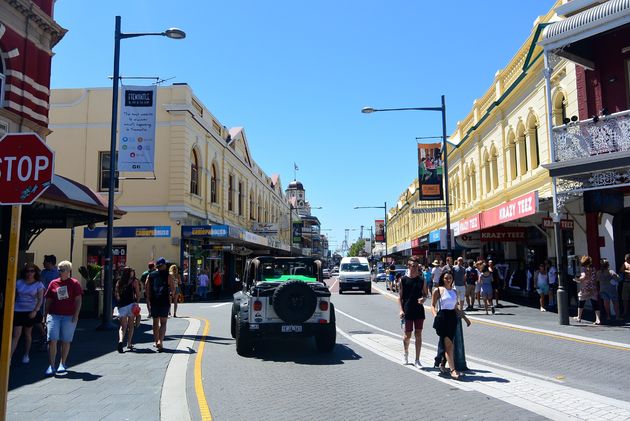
[338,256,371,294]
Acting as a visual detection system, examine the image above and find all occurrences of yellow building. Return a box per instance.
[387,1,587,274]
[29,84,293,287]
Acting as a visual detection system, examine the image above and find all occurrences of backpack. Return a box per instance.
[466,268,478,283]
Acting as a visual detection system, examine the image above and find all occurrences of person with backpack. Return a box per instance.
[145,258,174,351]
[464,260,478,311]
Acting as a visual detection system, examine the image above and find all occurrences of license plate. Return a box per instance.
[281,325,302,333]
[352,286,359,290]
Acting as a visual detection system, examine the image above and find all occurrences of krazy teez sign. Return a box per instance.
[481,191,538,229]
[118,85,157,172]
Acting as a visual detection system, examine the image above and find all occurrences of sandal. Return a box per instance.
[127,344,134,351]
[573,317,581,322]
[439,364,448,374]
[450,369,461,380]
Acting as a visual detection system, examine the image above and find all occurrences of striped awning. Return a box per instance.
[540,0,630,50]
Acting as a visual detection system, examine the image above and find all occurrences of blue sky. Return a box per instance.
[51,0,556,252]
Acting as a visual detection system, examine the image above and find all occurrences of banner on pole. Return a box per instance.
[417,142,444,201]
[292,221,303,244]
[118,85,157,172]
[375,219,385,242]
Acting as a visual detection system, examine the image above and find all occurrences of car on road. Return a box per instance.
[338,256,371,294]
[331,268,339,277]
[374,267,386,282]
[230,256,336,356]
[323,268,331,279]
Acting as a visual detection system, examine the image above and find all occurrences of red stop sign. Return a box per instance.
[0,133,55,205]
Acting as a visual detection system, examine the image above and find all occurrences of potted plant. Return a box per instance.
[79,264,102,318]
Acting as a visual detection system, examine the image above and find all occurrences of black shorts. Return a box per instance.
[13,311,42,328]
[150,305,170,318]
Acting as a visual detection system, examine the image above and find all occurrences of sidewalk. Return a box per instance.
[372,281,630,347]
[7,316,192,421]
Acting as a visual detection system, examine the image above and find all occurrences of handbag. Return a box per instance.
[432,288,443,330]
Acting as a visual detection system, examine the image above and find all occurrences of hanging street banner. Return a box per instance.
[417,142,444,201]
[292,221,303,244]
[118,85,157,172]
[375,219,385,242]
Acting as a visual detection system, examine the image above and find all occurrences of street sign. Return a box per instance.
[411,207,447,214]
[0,133,54,205]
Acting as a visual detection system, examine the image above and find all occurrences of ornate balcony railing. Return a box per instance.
[553,109,630,162]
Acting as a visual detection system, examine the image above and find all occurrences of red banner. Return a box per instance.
[480,227,527,242]
[417,142,443,201]
[480,191,538,229]
[457,214,480,235]
[375,220,385,242]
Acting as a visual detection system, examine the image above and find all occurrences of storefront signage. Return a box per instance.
[252,223,278,234]
[182,225,229,238]
[84,225,171,238]
[455,214,481,236]
[375,219,385,242]
[417,142,444,200]
[244,231,268,246]
[480,227,527,242]
[542,217,574,230]
[118,85,157,172]
[481,191,538,229]
[411,238,420,248]
[419,235,429,245]
[455,232,481,249]
[429,229,441,243]
[542,217,554,228]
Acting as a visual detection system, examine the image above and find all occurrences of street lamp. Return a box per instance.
[361,96,452,256]
[99,16,185,330]
[354,202,387,256]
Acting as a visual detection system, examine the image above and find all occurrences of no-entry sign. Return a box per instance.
[0,133,54,205]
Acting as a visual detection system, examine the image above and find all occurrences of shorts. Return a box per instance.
[150,305,170,318]
[454,285,466,302]
[465,284,476,297]
[480,284,493,300]
[118,303,137,318]
[537,283,549,295]
[600,290,618,301]
[47,314,77,342]
[404,318,424,332]
[475,283,481,293]
[623,282,630,300]
[13,311,42,328]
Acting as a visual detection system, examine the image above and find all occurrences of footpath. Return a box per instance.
[7,316,196,421]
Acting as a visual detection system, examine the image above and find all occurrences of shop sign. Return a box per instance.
[480,227,527,242]
[455,232,480,249]
[542,218,574,230]
[481,191,538,229]
[456,214,480,236]
[252,223,278,234]
[244,231,268,246]
[429,230,441,243]
[542,217,554,228]
[182,225,228,238]
[419,235,429,245]
[411,238,420,248]
[84,225,171,238]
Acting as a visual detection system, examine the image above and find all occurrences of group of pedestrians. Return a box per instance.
[397,256,471,380]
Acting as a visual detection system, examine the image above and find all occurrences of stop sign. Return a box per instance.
[0,133,54,205]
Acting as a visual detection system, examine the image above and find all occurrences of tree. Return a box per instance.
[348,239,366,257]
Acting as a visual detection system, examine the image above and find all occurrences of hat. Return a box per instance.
[155,257,167,266]
[432,260,440,266]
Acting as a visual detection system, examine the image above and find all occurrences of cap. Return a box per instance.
[156,257,167,266]
[432,260,440,266]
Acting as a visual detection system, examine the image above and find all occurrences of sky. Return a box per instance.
[51,0,556,253]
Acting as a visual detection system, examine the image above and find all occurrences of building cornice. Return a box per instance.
[7,0,67,47]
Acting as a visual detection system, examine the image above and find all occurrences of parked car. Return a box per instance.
[323,269,331,279]
[375,268,386,282]
[331,268,339,277]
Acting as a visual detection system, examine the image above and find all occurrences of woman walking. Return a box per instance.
[596,259,621,323]
[11,264,45,364]
[44,260,82,376]
[431,271,470,380]
[170,265,182,317]
[479,265,495,315]
[574,255,602,325]
[534,263,549,311]
[115,267,140,352]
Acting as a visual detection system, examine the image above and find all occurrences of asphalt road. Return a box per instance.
[180,279,630,421]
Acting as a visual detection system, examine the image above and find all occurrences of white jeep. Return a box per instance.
[230,256,336,356]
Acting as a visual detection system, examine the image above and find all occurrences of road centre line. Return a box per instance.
[371,283,630,351]
[334,308,630,420]
[194,318,212,421]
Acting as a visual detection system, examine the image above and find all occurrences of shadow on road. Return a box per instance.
[246,339,362,365]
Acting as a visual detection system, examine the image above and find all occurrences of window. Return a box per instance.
[99,151,119,192]
[531,125,540,169]
[190,150,199,195]
[250,192,255,220]
[228,175,234,211]
[238,182,243,216]
[210,165,217,203]
[552,92,567,126]
[507,132,517,181]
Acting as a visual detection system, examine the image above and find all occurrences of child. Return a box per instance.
[387,264,396,291]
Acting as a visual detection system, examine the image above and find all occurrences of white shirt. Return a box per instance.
[548,266,558,285]
[431,267,443,284]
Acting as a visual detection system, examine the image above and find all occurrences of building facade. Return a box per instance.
[29,84,297,287]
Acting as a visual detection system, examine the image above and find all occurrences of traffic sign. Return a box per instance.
[0,132,54,205]
[411,207,448,214]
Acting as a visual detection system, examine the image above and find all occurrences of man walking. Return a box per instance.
[452,257,466,309]
[140,261,156,319]
[145,258,174,351]
[431,260,443,292]
[398,257,428,368]
[197,269,209,300]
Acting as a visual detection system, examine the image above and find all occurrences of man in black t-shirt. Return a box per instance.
[398,257,428,368]
[146,258,174,351]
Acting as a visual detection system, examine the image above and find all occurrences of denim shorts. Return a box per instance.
[47,314,77,342]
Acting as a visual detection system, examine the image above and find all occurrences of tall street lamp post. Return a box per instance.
[354,202,387,256]
[361,95,451,256]
[99,16,185,330]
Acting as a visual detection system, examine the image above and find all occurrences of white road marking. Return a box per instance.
[335,307,630,421]
[161,317,200,421]
[211,303,232,308]
[371,283,630,350]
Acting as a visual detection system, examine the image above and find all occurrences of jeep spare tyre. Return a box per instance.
[272,280,317,323]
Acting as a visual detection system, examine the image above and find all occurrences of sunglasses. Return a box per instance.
[58,268,68,273]
[25,269,36,273]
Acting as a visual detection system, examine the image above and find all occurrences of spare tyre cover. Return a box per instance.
[272,280,317,323]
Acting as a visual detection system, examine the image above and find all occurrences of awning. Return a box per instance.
[540,0,630,51]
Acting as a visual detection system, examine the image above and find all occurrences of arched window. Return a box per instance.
[507,131,517,181]
[552,92,567,126]
[483,150,491,195]
[470,165,477,201]
[516,123,527,176]
[238,181,243,216]
[257,195,262,223]
[210,165,217,203]
[228,175,234,211]
[490,145,499,191]
[190,149,199,195]
[527,114,540,169]
[249,191,255,220]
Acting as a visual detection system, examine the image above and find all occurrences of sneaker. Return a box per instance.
[402,353,409,365]
[491,306,495,315]
[21,355,29,364]
[45,365,54,376]
[117,341,124,353]
[414,360,422,369]
[56,363,67,374]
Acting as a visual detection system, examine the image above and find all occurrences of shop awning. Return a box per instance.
[540,0,630,66]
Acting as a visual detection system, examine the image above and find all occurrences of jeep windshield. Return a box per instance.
[260,263,318,283]
[339,263,369,272]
